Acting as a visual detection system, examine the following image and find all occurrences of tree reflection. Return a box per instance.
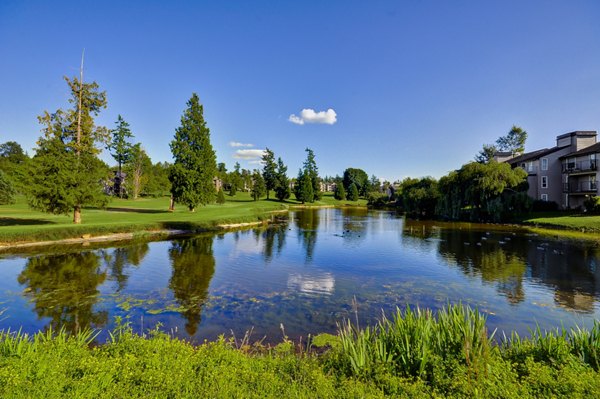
[105,243,149,291]
[262,222,288,263]
[18,251,108,333]
[168,236,215,335]
[340,207,368,245]
[295,209,320,261]
[436,229,527,304]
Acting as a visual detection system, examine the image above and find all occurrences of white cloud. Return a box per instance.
[229,141,254,148]
[233,149,266,160]
[288,108,337,125]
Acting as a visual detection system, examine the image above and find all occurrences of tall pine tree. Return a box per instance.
[274,157,290,201]
[107,115,134,197]
[303,148,321,200]
[261,148,277,200]
[29,73,109,224]
[169,93,217,211]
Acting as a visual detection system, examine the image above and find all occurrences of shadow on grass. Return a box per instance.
[104,207,169,214]
[0,217,56,226]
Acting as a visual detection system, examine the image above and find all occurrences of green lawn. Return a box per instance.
[0,192,366,245]
[518,211,600,233]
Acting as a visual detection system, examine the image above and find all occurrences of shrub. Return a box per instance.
[216,188,225,204]
[532,200,559,212]
[584,196,600,214]
[367,192,388,208]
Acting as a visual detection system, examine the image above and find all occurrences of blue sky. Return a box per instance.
[1,1,600,181]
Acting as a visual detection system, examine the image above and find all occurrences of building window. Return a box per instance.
[541,158,548,171]
[541,194,548,201]
[541,176,548,189]
[528,162,534,172]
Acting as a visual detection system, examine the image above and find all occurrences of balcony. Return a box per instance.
[562,160,597,174]
[563,181,598,194]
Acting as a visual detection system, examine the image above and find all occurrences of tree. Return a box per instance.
[107,115,134,197]
[303,148,321,200]
[0,141,29,194]
[347,183,359,201]
[169,93,217,211]
[216,188,226,204]
[334,182,346,200]
[0,170,16,204]
[145,161,171,197]
[29,74,109,224]
[397,177,439,218]
[294,169,314,204]
[251,170,266,201]
[262,148,277,199]
[475,144,497,164]
[343,168,370,198]
[124,143,152,199]
[274,157,291,201]
[229,162,242,196]
[496,125,527,156]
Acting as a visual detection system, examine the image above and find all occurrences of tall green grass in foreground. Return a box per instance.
[1,305,600,398]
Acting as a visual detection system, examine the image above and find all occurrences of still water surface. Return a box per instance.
[1,208,599,343]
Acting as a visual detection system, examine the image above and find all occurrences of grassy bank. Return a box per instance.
[1,305,599,398]
[518,211,600,233]
[0,193,366,246]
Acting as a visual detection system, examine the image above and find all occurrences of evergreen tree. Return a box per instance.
[347,183,359,201]
[29,75,109,224]
[107,115,134,197]
[0,170,16,204]
[274,157,291,201]
[0,141,29,194]
[294,169,314,204]
[123,143,152,199]
[216,188,226,204]
[262,148,277,199]
[251,170,266,201]
[303,148,321,200]
[334,182,346,200]
[229,162,241,196]
[496,126,527,156]
[169,93,217,211]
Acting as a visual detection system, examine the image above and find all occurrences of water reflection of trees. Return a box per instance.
[295,209,320,261]
[104,243,149,291]
[262,222,288,263]
[437,229,527,304]
[18,251,108,333]
[340,208,368,246]
[406,222,600,311]
[168,236,215,335]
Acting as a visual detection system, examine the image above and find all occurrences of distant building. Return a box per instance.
[498,131,598,209]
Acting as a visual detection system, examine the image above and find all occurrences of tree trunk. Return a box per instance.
[73,205,82,224]
[169,195,175,212]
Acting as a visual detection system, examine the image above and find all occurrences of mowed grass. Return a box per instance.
[518,211,600,233]
[0,192,366,245]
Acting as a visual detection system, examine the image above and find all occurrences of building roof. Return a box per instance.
[559,142,600,159]
[507,146,568,165]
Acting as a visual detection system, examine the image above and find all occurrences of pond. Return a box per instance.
[1,208,599,343]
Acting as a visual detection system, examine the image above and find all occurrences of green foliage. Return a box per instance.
[251,170,266,201]
[294,170,314,204]
[584,196,600,214]
[334,183,346,200]
[367,192,388,208]
[229,162,242,196]
[29,137,109,217]
[343,168,370,197]
[262,148,277,199]
[123,144,152,199]
[29,76,109,223]
[0,141,29,194]
[397,177,439,218]
[169,93,217,211]
[0,170,16,204]
[496,125,527,156]
[436,161,528,222]
[303,148,322,200]
[347,183,359,201]
[274,157,291,201]
[475,143,497,164]
[216,188,226,204]
[144,161,171,197]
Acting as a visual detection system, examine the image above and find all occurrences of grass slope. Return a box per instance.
[0,192,366,245]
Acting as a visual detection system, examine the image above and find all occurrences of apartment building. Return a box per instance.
[497,131,598,209]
